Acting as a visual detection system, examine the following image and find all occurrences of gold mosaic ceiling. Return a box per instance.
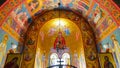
[38,18,83,54]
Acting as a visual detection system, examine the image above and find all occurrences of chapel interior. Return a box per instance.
[0,0,120,68]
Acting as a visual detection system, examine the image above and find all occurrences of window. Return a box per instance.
[50,53,59,66]
[50,53,70,68]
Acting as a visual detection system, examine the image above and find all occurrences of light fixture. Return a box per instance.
[58,2,61,32]
[11,42,17,49]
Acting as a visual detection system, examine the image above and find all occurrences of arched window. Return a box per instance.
[50,53,70,68]
[62,53,70,66]
[50,53,59,66]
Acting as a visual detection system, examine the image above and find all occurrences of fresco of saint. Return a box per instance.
[104,56,114,68]
[0,34,9,67]
[111,34,120,67]
[54,32,66,49]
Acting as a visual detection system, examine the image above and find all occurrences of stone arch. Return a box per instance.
[21,9,99,68]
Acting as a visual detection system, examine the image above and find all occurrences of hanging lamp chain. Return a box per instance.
[58,2,61,32]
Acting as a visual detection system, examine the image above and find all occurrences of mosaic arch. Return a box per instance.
[21,9,99,68]
[0,0,119,27]
[0,0,120,44]
[0,0,120,68]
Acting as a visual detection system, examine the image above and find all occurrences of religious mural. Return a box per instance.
[2,22,21,41]
[72,0,91,15]
[95,15,117,42]
[20,20,39,68]
[21,10,100,68]
[97,28,120,68]
[0,0,120,68]
[0,28,18,68]
[10,4,32,28]
[48,28,56,36]
[47,25,70,37]
[42,0,58,9]
[72,51,80,68]
[43,0,75,9]
[78,1,89,10]
[97,0,120,25]
[60,0,74,7]
[88,3,106,27]
[79,19,99,68]
[54,32,66,50]
[34,48,41,68]
[99,53,116,68]
[41,0,75,9]
[5,16,21,34]
[79,53,86,68]
[76,1,89,11]
[4,53,22,68]
[65,27,70,36]
[25,0,43,15]
[0,0,119,28]
[39,31,45,42]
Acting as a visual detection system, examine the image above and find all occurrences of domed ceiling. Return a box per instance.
[39,18,83,54]
[0,0,119,43]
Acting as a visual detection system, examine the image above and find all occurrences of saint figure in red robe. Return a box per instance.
[54,32,66,49]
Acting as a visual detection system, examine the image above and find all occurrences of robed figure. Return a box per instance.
[104,56,114,68]
[4,57,19,68]
[54,32,66,49]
